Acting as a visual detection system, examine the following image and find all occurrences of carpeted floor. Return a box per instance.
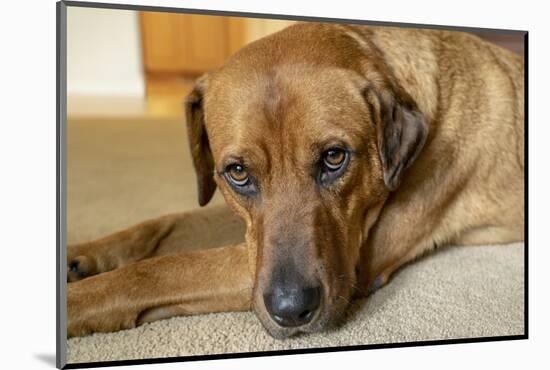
[66,118,525,364]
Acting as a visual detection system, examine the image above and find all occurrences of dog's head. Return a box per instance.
[185,24,428,338]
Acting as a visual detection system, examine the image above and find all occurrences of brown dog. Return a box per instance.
[67,22,524,339]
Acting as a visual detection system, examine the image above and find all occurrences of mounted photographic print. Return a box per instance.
[57,1,527,368]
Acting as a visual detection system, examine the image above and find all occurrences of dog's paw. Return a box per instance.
[67,255,98,282]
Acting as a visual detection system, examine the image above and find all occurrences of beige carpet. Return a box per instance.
[66,118,525,364]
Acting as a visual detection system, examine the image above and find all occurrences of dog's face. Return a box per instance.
[185,25,428,338]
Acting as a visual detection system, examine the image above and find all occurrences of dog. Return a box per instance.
[67,22,524,339]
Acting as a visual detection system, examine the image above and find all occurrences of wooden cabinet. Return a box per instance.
[140,12,238,75]
[139,12,295,76]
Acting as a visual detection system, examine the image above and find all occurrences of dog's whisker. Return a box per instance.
[237,287,254,294]
[337,294,351,305]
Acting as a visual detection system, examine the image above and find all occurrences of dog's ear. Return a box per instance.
[185,76,216,206]
[365,86,429,191]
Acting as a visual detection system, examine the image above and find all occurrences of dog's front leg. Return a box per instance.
[67,243,252,337]
[67,206,244,282]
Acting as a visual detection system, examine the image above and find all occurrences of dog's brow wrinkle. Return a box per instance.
[263,77,285,125]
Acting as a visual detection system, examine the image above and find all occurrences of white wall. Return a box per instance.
[67,7,145,97]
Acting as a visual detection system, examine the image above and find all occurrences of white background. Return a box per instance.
[0,0,547,369]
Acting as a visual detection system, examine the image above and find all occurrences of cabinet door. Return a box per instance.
[140,12,230,75]
[180,15,230,73]
[140,12,185,72]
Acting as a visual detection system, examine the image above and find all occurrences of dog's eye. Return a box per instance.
[226,164,249,186]
[224,164,258,196]
[318,148,350,186]
[323,148,346,170]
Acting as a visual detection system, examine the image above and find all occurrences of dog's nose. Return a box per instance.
[263,286,321,327]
